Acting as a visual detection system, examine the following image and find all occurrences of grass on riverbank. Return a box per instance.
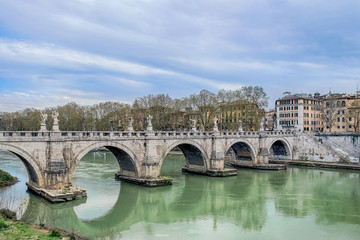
[0,169,18,187]
[0,210,87,240]
[0,215,61,239]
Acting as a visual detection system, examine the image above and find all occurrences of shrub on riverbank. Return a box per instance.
[0,209,16,219]
[0,169,18,187]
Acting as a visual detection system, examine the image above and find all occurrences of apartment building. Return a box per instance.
[321,92,360,133]
[274,91,360,133]
[275,92,323,132]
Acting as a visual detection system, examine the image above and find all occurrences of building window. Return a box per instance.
[349,125,352,128]
[295,106,298,110]
[295,113,298,117]
[342,101,346,107]
[342,117,345,122]
[337,110,340,114]
[342,126,345,129]
[337,101,341,107]
[349,117,352,121]
[337,126,340,129]
[337,118,340,122]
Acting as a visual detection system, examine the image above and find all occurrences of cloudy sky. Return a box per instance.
[1,0,360,112]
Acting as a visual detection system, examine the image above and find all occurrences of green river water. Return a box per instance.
[1,150,360,239]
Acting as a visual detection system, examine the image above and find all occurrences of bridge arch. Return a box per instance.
[0,143,44,187]
[268,139,292,159]
[160,140,209,174]
[71,142,140,179]
[225,139,257,164]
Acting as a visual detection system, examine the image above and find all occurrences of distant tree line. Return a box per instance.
[0,86,268,132]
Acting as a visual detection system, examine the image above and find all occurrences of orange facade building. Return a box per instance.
[275,92,323,132]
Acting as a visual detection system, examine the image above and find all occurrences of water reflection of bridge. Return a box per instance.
[21,167,360,239]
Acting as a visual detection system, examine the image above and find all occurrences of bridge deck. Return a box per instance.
[0,130,296,141]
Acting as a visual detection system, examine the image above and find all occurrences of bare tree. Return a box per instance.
[322,101,338,132]
[349,100,360,132]
[189,90,218,130]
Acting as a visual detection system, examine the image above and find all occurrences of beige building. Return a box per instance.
[275,91,360,133]
[275,92,323,132]
[321,92,360,133]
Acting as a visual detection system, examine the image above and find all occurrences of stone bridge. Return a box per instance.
[1,126,358,202]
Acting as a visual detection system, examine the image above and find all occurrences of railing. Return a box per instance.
[0,129,297,140]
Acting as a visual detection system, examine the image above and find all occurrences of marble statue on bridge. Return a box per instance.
[192,119,197,131]
[213,117,219,132]
[238,119,243,132]
[128,117,134,132]
[52,111,59,131]
[40,112,47,131]
[146,115,153,131]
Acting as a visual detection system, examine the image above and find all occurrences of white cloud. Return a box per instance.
[0,0,360,111]
[0,38,174,76]
[0,38,242,88]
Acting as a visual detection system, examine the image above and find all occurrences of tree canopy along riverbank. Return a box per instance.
[0,86,268,132]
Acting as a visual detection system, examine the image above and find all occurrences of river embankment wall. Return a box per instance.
[291,133,360,163]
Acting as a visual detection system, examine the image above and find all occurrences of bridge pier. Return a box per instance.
[26,182,87,203]
[25,159,88,203]
[181,167,237,177]
[115,161,172,187]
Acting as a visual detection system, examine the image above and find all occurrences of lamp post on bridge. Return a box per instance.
[0,115,2,131]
